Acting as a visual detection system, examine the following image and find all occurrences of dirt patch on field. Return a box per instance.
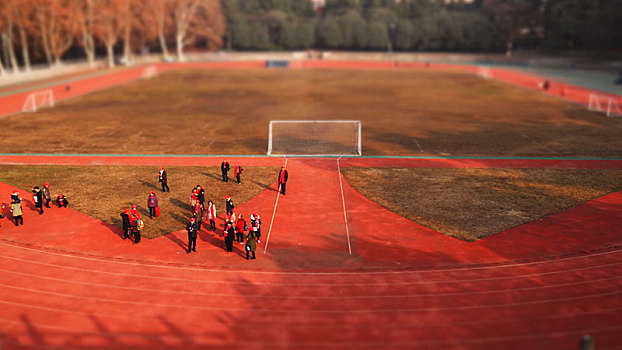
[0,165,278,239]
[0,68,620,157]
[341,167,622,241]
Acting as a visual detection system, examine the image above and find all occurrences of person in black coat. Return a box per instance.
[225,195,234,215]
[224,219,235,253]
[278,166,289,195]
[221,160,230,182]
[158,167,170,192]
[56,194,68,208]
[196,185,205,207]
[120,209,131,240]
[32,187,44,215]
[186,217,198,253]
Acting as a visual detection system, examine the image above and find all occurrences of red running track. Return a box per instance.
[0,156,621,349]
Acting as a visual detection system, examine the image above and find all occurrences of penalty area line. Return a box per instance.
[337,157,352,255]
[264,157,287,254]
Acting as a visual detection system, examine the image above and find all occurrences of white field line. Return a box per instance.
[264,157,287,254]
[338,157,352,255]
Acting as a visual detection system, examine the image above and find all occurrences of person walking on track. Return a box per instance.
[224,217,235,253]
[278,166,288,195]
[193,201,204,231]
[236,214,246,244]
[225,195,234,215]
[10,193,23,226]
[186,217,198,253]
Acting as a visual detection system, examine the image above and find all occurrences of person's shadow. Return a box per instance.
[138,180,159,191]
[163,230,188,250]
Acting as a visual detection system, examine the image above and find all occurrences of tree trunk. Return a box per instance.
[123,0,132,64]
[106,43,115,67]
[38,15,53,65]
[6,21,20,73]
[157,7,170,60]
[0,56,6,76]
[176,33,185,62]
[19,25,31,72]
[83,29,96,67]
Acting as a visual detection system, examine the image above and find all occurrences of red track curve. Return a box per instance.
[0,156,621,349]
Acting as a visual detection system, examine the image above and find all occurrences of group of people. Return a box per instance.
[220,160,243,184]
[1,183,69,228]
[120,204,143,243]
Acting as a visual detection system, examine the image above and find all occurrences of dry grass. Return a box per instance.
[0,68,620,157]
[0,165,279,239]
[342,167,622,241]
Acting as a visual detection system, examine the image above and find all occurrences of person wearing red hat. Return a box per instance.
[225,195,234,215]
[147,191,159,218]
[190,188,198,208]
[186,217,198,253]
[234,163,243,184]
[56,194,68,208]
[251,213,262,243]
[196,185,205,207]
[10,193,23,226]
[130,204,140,220]
[278,166,288,195]
[224,216,235,253]
[193,201,204,231]
[120,208,131,240]
[158,167,170,193]
[207,200,217,231]
[235,214,247,244]
[32,186,44,215]
[43,183,51,208]
[221,160,230,182]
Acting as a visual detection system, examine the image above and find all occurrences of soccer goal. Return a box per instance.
[476,67,492,80]
[588,94,621,117]
[141,64,158,79]
[22,90,54,113]
[267,120,362,156]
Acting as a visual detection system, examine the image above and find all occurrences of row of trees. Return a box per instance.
[224,0,621,53]
[0,0,224,74]
[1,0,620,73]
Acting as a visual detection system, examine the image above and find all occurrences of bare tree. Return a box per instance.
[34,0,77,66]
[6,0,34,71]
[0,1,19,72]
[172,0,225,62]
[142,0,172,60]
[0,5,6,75]
[94,0,124,67]
[75,0,97,67]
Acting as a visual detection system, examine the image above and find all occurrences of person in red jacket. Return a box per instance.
[278,166,288,195]
[234,163,243,184]
[130,204,140,221]
[235,214,247,244]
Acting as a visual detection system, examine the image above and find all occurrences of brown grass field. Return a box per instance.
[1,67,621,240]
[0,68,621,157]
[0,165,278,239]
[342,167,622,240]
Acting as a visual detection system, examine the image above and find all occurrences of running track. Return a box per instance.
[1,156,621,349]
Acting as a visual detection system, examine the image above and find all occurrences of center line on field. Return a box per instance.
[264,157,287,254]
[337,157,352,255]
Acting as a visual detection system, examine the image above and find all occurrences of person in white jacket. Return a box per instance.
[207,200,217,231]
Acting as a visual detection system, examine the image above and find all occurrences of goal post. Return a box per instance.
[141,64,158,79]
[588,94,621,117]
[267,120,362,156]
[22,89,54,113]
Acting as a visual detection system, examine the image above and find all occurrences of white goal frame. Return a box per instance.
[588,94,621,117]
[267,120,362,156]
[476,67,492,80]
[141,64,158,79]
[22,89,54,112]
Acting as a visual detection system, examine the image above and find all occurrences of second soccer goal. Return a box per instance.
[267,120,362,156]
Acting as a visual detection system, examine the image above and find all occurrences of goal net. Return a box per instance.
[22,90,54,112]
[588,94,621,117]
[268,120,362,156]
[141,64,158,79]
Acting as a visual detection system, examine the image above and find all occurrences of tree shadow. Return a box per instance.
[169,197,190,211]
[250,179,278,192]
[201,171,223,182]
[169,212,189,225]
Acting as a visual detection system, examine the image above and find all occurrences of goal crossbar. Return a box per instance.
[268,120,362,156]
[588,94,621,117]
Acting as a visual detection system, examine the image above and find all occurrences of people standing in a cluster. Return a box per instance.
[129,206,142,244]
[196,185,205,207]
[207,200,217,231]
[193,201,204,231]
[245,229,257,260]
[278,166,288,195]
[251,213,262,243]
[158,167,170,193]
[186,217,198,253]
[147,191,159,219]
[221,160,230,182]
[120,208,131,240]
[43,183,51,208]
[32,186,44,215]
[56,194,68,208]
[224,217,235,253]
[10,192,23,226]
[234,163,243,184]
[236,214,246,244]
[225,195,234,215]
[130,204,140,221]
